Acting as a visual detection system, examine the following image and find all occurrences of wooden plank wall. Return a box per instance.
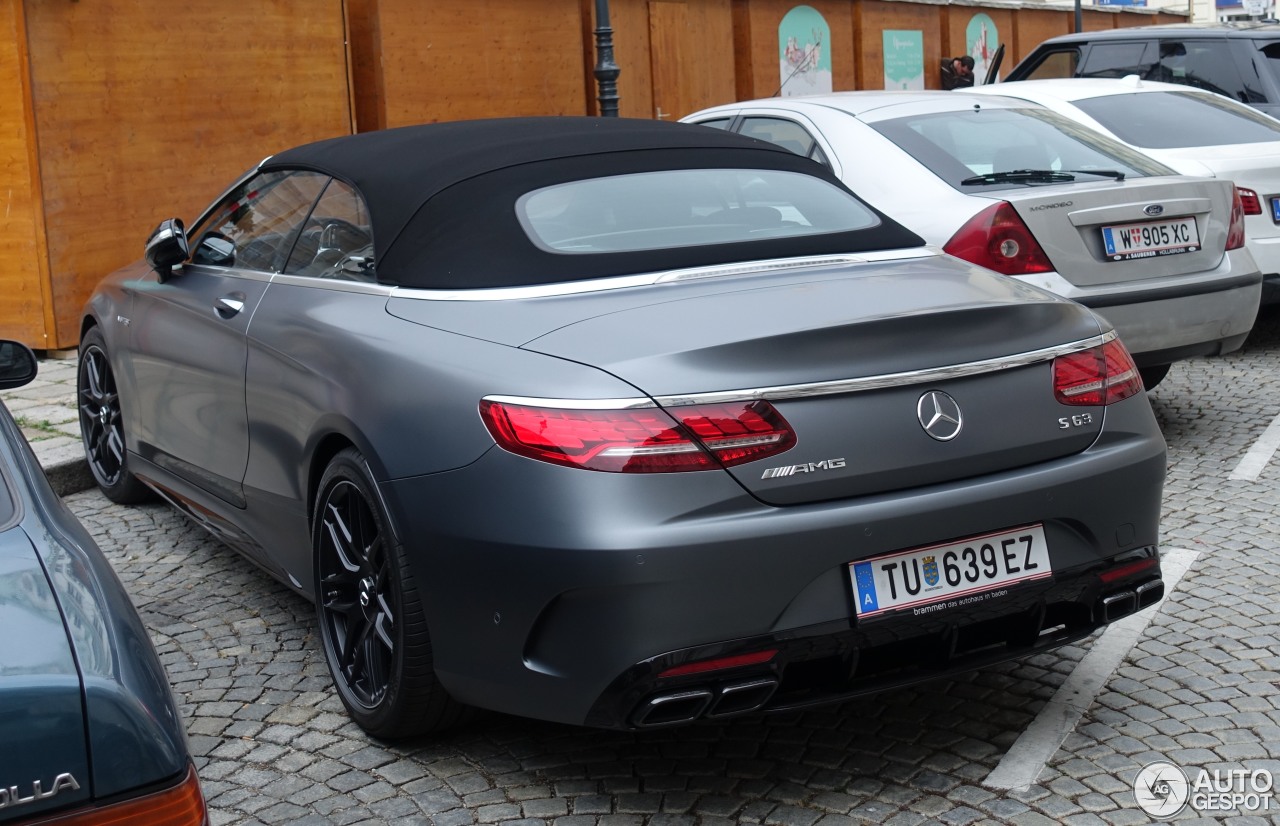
[356,0,1187,127]
[22,0,353,349]
[347,0,588,128]
[0,0,1184,349]
[0,0,49,347]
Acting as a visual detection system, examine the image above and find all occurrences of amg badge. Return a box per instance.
[762,458,846,479]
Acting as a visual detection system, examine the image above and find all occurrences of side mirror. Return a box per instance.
[0,340,37,390]
[144,218,190,273]
[191,233,235,267]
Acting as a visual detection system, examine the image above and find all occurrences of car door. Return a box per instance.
[127,169,327,507]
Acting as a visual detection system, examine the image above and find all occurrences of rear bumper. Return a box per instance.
[602,566,1163,728]
[1023,249,1262,362]
[380,394,1166,728]
[1076,270,1260,363]
[1245,229,1280,303]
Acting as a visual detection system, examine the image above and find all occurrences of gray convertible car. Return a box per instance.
[0,341,206,824]
[80,118,1167,738]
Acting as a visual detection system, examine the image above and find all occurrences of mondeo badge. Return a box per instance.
[1144,204,1164,217]
[917,391,963,441]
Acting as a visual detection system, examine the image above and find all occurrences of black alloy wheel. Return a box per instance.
[313,448,467,737]
[77,327,151,503]
[317,475,396,709]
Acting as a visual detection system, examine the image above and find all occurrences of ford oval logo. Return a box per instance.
[1144,204,1164,217]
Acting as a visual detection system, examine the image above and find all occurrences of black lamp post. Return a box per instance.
[593,0,620,117]
[1074,0,1083,33]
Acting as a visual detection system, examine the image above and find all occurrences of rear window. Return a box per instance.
[1261,42,1280,88]
[518,169,880,254]
[1079,41,1150,79]
[383,148,924,290]
[869,107,1171,192]
[1074,90,1280,148]
[1020,49,1080,80]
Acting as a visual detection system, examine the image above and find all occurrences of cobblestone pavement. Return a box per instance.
[53,307,1280,826]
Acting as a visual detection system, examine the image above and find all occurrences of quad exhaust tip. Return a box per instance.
[1100,578,1164,623]
[633,678,779,727]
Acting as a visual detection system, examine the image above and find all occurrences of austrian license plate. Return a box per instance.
[849,525,1052,620]
[1101,218,1199,261]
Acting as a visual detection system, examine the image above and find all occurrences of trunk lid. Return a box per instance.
[0,530,91,823]
[996,176,1235,288]
[520,256,1106,505]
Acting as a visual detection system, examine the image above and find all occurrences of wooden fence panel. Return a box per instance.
[0,0,47,346]
[24,0,352,348]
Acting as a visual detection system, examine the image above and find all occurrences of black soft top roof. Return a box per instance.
[262,117,922,289]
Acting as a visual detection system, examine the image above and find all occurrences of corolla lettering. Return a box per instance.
[0,774,81,810]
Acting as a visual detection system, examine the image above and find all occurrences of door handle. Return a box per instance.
[215,293,246,318]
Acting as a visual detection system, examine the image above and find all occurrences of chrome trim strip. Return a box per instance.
[483,394,657,410]
[483,331,1114,410]
[184,264,275,284]
[653,332,1117,407]
[390,249,938,302]
[271,274,395,295]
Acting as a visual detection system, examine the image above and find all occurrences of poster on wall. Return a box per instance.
[966,13,1001,85]
[778,5,833,96]
[883,30,924,91]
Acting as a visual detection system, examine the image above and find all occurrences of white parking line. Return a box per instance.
[1229,412,1280,481]
[982,547,1200,791]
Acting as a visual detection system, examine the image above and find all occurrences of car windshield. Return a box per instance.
[1073,90,1280,149]
[869,106,1172,192]
[518,169,881,253]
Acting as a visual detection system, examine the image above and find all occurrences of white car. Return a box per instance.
[966,76,1280,304]
[684,91,1261,389]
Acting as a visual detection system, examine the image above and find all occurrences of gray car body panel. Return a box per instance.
[0,387,188,821]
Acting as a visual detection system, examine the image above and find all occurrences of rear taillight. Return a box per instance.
[943,201,1055,276]
[1227,186,1248,250]
[1237,186,1262,216]
[1053,338,1143,406]
[33,765,206,825]
[479,399,796,472]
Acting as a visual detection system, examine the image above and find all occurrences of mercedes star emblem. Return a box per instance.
[917,390,963,441]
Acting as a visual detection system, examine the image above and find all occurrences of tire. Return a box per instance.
[77,327,153,504]
[313,447,469,738]
[1138,363,1171,391]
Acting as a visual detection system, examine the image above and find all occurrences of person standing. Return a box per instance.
[940,55,975,90]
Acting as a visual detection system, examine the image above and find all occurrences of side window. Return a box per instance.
[738,117,827,165]
[693,117,733,130]
[1079,41,1152,79]
[285,180,376,281]
[1147,40,1245,101]
[188,171,327,272]
[1021,49,1081,80]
